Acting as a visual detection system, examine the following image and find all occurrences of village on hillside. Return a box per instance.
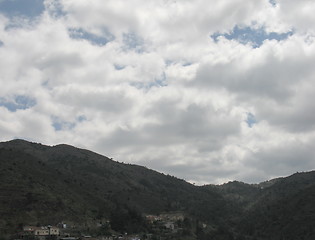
[12,212,202,240]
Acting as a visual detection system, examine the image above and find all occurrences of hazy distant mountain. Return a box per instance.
[1,139,315,240]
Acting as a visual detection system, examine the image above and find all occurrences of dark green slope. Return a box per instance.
[2,139,315,240]
[0,139,227,235]
[238,172,315,240]
[202,171,315,240]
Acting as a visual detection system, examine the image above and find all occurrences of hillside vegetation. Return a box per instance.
[1,139,315,240]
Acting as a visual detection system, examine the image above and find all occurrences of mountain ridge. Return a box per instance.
[0,139,227,234]
[1,139,315,240]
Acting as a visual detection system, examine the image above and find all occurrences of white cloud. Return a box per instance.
[0,0,315,184]
[278,0,315,33]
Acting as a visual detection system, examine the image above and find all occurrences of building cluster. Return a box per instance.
[16,212,188,240]
[145,211,187,238]
[21,225,60,240]
[146,211,185,229]
[19,225,141,240]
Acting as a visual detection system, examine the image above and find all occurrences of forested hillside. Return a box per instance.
[1,139,315,240]
[0,140,227,238]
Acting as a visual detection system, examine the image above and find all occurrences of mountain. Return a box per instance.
[0,139,227,237]
[210,172,315,240]
[236,172,315,240]
[1,139,315,240]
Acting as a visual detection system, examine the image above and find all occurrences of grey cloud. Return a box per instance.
[245,139,315,182]
[37,51,83,75]
[0,108,55,143]
[55,87,135,114]
[194,51,314,102]
[95,100,241,157]
[142,160,238,185]
[146,103,240,142]
[122,32,145,52]
[278,0,315,33]
[57,0,268,48]
[256,94,315,133]
[235,170,271,184]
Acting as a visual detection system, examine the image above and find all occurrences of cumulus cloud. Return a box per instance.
[0,0,315,184]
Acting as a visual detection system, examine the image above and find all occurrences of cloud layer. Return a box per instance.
[1,0,315,184]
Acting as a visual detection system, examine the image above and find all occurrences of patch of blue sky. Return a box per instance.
[76,115,87,122]
[4,20,31,31]
[68,28,114,46]
[46,0,66,18]
[269,0,277,7]
[123,32,145,53]
[246,112,257,128]
[51,116,75,131]
[114,64,126,70]
[0,0,45,18]
[154,72,168,87]
[0,95,36,112]
[165,60,175,66]
[182,62,193,67]
[165,60,193,67]
[211,25,293,48]
[52,115,86,131]
[52,121,65,131]
[131,72,167,90]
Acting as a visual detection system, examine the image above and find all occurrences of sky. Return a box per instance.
[1,0,315,185]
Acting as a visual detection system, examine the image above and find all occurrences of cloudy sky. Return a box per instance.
[1,0,315,184]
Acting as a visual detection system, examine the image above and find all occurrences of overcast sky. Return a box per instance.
[1,0,315,184]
